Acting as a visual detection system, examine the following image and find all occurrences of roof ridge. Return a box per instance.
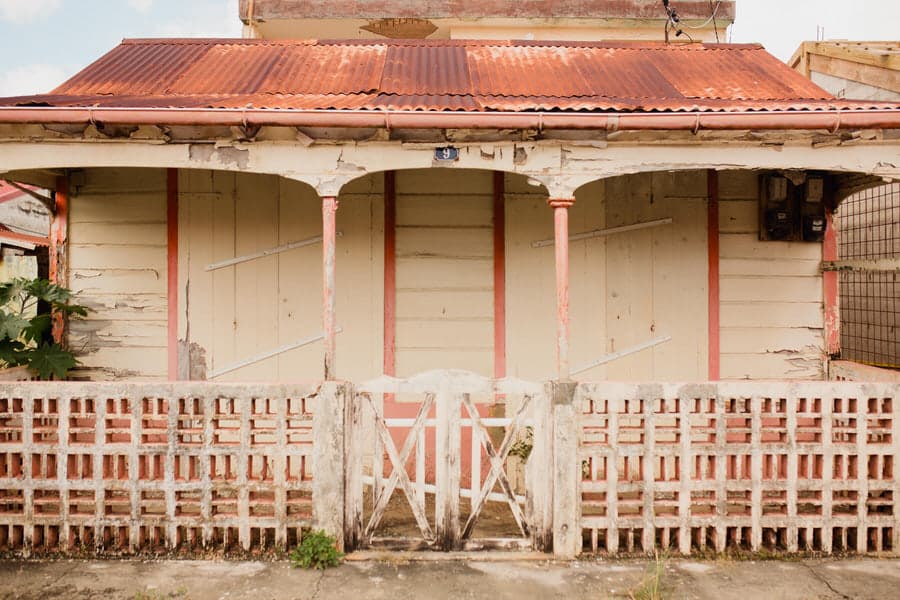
[118,37,764,50]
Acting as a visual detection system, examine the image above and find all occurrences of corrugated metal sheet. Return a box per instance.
[4,39,899,113]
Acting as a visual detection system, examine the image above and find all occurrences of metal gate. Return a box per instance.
[343,370,551,552]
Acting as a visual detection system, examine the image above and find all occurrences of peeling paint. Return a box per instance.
[189,144,250,169]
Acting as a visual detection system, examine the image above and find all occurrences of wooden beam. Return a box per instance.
[323,195,339,380]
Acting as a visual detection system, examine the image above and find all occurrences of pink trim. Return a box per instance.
[322,195,339,380]
[707,170,720,380]
[50,177,69,344]
[493,172,506,379]
[383,172,396,377]
[549,198,574,380]
[824,210,840,356]
[167,168,179,381]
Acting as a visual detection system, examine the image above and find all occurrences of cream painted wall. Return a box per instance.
[67,166,826,383]
[178,170,383,383]
[718,171,825,380]
[395,169,495,377]
[68,168,168,380]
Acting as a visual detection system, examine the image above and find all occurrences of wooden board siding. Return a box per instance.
[394,170,494,377]
[179,171,383,382]
[68,168,168,380]
[718,170,826,380]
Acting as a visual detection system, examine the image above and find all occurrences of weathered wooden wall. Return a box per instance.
[395,170,494,376]
[67,167,826,382]
[718,170,825,379]
[68,168,168,380]
[178,170,383,382]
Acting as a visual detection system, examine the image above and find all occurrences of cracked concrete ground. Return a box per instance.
[0,556,898,599]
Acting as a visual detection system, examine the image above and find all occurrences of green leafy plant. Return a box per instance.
[290,530,343,570]
[0,277,88,380]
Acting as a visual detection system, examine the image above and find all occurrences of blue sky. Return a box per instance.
[0,0,897,97]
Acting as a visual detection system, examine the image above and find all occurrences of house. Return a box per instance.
[0,1,897,558]
[790,41,900,377]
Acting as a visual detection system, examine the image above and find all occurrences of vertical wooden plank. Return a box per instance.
[167,169,179,381]
[494,172,507,379]
[552,381,580,558]
[470,416,480,512]
[417,426,426,509]
[50,176,69,344]
[527,387,553,551]
[383,172,396,377]
[708,170,721,380]
[343,388,363,551]
[448,393,462,550]
[212,172,237,378]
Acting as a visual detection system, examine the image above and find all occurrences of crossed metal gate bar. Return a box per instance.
[345,370,550,551]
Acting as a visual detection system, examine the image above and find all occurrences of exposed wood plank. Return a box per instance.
[721,302,824,328]
[721,276,823,303]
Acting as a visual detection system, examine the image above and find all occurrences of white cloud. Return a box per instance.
[127,0,154,14]
[153,0,241,38]
[0,63,76,97]
[0,0,62,24]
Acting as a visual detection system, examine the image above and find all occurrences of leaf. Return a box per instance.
[0,311,31,341]
[27,343,77,381]
[23,314,52,343]
[0,339,27,367]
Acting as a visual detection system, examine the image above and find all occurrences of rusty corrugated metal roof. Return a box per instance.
[3,39,898,113]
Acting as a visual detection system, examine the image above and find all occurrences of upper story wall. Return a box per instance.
[790,41,900,102]
[240,0,735,42]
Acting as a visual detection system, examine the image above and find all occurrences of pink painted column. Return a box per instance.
[322,195,339,380]
[549,198,575,380]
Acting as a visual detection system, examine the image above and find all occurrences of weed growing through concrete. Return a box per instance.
[290,530,344,570]
[629,551,668,600]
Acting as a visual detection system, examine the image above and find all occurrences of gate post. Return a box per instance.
[343,385,364,551]
[313,381,348,551]
[552,380,581,559]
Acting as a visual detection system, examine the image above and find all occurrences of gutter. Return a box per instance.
[0,107,898,131]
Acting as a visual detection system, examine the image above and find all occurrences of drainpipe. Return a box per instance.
[0,108,898,131]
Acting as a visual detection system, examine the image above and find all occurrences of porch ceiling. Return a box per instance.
[2,39,898,115]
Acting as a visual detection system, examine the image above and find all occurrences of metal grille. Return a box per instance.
[837,183,900,369]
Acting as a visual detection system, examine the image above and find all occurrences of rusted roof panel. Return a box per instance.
[6,39,899,114]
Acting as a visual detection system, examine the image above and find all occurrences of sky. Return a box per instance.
[0,0,897,98]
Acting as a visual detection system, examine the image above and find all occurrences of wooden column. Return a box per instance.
[167,168,179,381]
[50,176,69,344]
[707,169,720,380]
[823,209,840,356]
[549,198,575,380]
[322,195,339,380]
[383,172,396,377]
[493,172,506,379]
